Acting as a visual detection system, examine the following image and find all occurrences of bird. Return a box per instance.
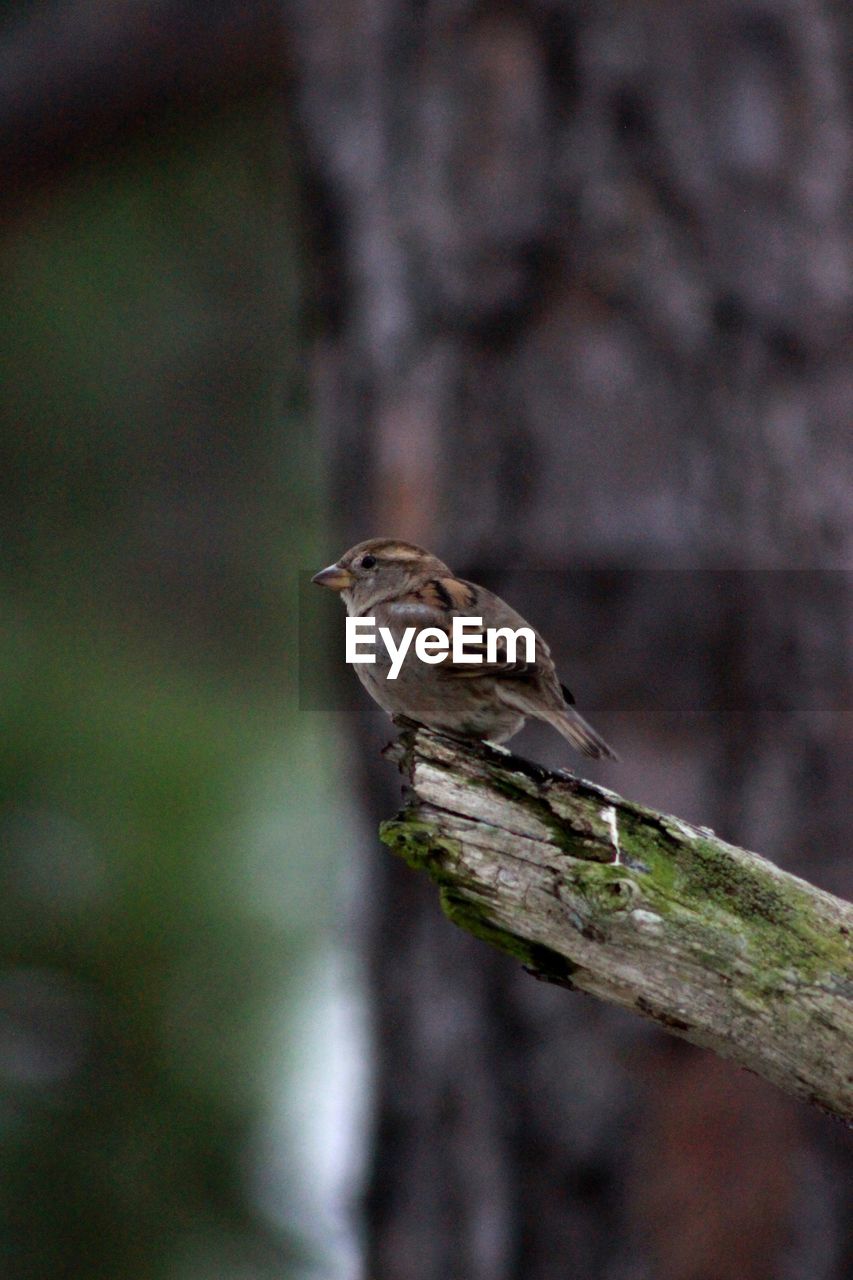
[312,538,617,760]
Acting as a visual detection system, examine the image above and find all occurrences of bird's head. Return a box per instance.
[312,538,452,613]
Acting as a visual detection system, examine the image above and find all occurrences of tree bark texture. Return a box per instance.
[382,729,853,1121]
[287,2,852,1277]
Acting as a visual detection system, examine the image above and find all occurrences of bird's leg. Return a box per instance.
[391,713,421,732]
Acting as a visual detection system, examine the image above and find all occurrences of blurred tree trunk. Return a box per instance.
[287,2,851,1278]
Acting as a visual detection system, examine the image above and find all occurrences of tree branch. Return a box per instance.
[381,729,853,1122]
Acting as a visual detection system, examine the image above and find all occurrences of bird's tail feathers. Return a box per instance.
[540,705,619,761]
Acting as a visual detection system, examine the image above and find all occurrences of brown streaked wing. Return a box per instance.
[400,577,540,681]
[411,577,478,611]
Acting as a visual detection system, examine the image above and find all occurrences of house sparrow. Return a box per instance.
[312,538,617,760]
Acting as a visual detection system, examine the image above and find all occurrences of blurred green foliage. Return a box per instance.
[0,95,348,1279]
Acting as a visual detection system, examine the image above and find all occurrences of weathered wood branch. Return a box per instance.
[381,729,853,1121]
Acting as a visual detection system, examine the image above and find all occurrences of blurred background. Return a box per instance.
[0,2,850,1279]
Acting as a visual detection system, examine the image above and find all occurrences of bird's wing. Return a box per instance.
[378,577,555,684]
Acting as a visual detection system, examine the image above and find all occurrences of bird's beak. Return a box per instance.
[311,563,354,592]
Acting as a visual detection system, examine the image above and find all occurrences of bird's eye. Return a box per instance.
[361,554,377,569]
